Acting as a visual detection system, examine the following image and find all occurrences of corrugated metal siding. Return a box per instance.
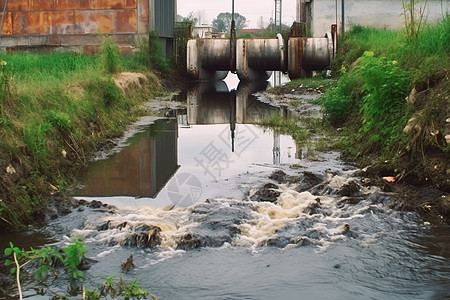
[153,0,175,38]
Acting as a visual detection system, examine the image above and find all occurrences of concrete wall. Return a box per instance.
[297,0,449,37]
[0,0,174,54]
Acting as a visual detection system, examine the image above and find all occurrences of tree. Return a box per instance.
[182,11,199,25]
[212,12,247,33]
[181,10,208,26]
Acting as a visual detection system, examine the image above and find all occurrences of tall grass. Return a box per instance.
[0,38,168,229]
[124,31,170,72]
[333,26,406,69]
[4,52,98,81]
[321,14,449,159]
[402,14,450,85]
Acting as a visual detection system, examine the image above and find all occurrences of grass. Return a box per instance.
[284,77,337,89]
[258,114,337,159]
[0,36,167,229]
[319,14,450,172]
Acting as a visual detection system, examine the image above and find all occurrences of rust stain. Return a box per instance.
[115,9,136,33]
[48,11,76,34]
[0,0,30,11]
[31,0,57,11]
[91,0,125,10]
[13,11,45,34]
[56,0,90,11]
[0,0,157,54]
[0,12,12,34]
[75,10,114,33]
[125,0,137,9]
[288,37,305,79]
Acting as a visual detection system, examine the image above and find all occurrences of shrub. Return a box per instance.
[43,110,72,130]
[317,68,361,126]
[130,31,169,72]
[357,51,411,145]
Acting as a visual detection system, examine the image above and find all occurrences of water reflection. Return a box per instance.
[77,119,179,198]
[75,80,296,203]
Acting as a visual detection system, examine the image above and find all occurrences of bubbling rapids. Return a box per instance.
[67,167,403,257]
[23,78,448,300]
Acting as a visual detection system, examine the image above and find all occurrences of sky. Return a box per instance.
[177,0,297,28]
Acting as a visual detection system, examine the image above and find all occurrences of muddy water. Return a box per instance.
[5,74,450,299]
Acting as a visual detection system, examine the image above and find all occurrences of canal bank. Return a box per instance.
[1,73,449,299]
[0,64,448,231]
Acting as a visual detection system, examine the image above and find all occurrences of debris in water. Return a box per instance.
[382,176,396,183]
[121,254,135,272]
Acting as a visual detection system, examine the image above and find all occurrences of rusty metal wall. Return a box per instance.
[0,0,173,53]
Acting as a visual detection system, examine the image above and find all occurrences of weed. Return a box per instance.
[100,38,122,74]
[55,178,69,190]
[259,114,312,144]
[24,122,52,168]
[316,69,361,126]
[318,14,449,176]
[290,99,301,107]
[136,31,169,72]
[102,77,125,107]
[357,51,411,146]
[4,239,151,299]
[44,110,72,130]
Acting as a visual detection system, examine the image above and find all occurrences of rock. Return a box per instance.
[78,256,97,271]
[303,198,322,215]
[337,180,361,197]
[337,197,362,206]
[177,231,233,250]
[89,200,105,209]
[296,171,324,193]
[97,220,111,231]
[121,254,135,272]
[406,87,417,104]
[5,164,16,174]
[269,170,287,183]
[339,223,350,234]
[123,225,161,248]
[250,183,280,202]
[49,208,58,220]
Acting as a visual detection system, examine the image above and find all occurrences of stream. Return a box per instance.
[3,74,450,299]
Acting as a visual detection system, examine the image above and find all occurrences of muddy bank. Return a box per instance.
[260,84,450,225]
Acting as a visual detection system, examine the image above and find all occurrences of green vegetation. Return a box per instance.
[4,239,150,299]
[128,31,170,72]
[0,35,167,229]
[259,115,312,143]
[268,77,337,95]
[259,114,334,159]
[318,14,450,187]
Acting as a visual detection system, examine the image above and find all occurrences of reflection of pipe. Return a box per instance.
[188,80,278,126]
[273,133,280,164]
[229,89,236,152]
